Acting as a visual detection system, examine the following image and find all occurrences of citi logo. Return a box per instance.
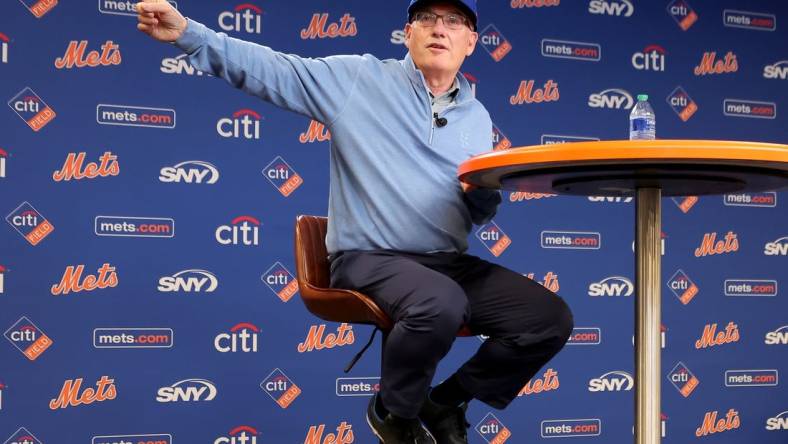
[49,375,116,410]
[765,326,788,345]
[519,368,559,396]
[215,323,259,353]
[588,196,632,203]
[158,269,218,293]
[479,24,512,62]
[588,276,633,296]
[54,40,121,69]
[51,263,118,296]
[588,371,633,392]
[764,236,788,255]
[476,221,512,257]
[510,79,559,105]
[763,60,788,79]
[588,88,633,109]
[161,54,206,76]
[696,409,740,437]
[299,120,331,143]
[214,426,260,444]
[261,262,299,302]
[695,322,740,349]
[667,361,699,397]
[475,413,512,443]
[216,216,260,246]
[300,13,357,39]
[263,156,303,197]
[667,269,698,305]
[0,264,5,294]
[6,201,54,246]
[218,4,262,34]
[159,160,219,184]
[0,147,7,178]
[694,51,738,76]
[53,152,119,182]
[766,411,788,431]
[304,422,354,444]
[157,378,217,402]
[261,368,301,408]
[217,109,260,139]
[666,86,698,121]
[1,32,8,64]
[492,124,511,151]
[588,0,633,17]
[632,45,665,71]
[667,0,698,31]
[511,0,560,8]
[297,323,354,353]
[3,427,43,444]
[8,87,56,131]
[694,231,739,257]
[4,316,53,361]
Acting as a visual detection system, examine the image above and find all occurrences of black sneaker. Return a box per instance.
[418,392,470,444]
[366,393,436,443]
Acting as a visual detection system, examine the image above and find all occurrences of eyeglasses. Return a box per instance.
[411,11,471,30]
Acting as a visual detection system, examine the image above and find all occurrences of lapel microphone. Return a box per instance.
[433,112,448,128]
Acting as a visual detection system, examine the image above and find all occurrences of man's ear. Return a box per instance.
[404,23,413,49]
[466,31,478,56]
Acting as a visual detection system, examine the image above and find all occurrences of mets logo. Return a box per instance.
[694,231,739,257]
[299,120,331,143]
[300,13,357,39]
[304,422,354,444]
[475,413,512,443]
[263,156,303,197]
[667,269,698,305]
[479,24,512,62]
[666,86,698,122]
[667,0,697,30]
[260,368,301,408]
[511,0,560,8]
[695,322,740,349]
[4,316,53,361]
[476,222,512,257]
[5,201,54,246]
[519,368,559,395]
[510,79,559,105]
[667,361,699,397]
[261,262,299,302]
[49,376,117,410]
[54,40,121,69]
[694,51,738,76]
[3,428,43,444]
[696,409,740,437]
[7,87,56,131]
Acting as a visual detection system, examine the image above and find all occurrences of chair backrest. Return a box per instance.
[294,215,330,289]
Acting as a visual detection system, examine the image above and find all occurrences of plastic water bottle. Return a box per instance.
[629,94,656,140]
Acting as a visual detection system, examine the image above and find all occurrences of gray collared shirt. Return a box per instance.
[429,79,460,115]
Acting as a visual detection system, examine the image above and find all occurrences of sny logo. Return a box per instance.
[263,156,303,197]
[215,323,259,353]
[54,40,121,69]
[261,262,299,302]
[53,152,119,182]
[4,316,53,361]
[765,325,788,345]
[667,0,697,31]
[492,124,511,151]
[694,231,738,257]
[160,160,219,184]
[158,269,218,293]
[476,222,512,257]
[260,368,301,408]
[5,202,54,246]
[299,120,331,143]
[667,361,699,397]
[519,368,559,396]
[217,109,260,139]
[297,323,354,353]
[766,411,788,431]
[8,87,56,131]
[667,269,698,305]
[671,195,698,213]
[764,236,788,256]
[216,216,260,246]
[3,427,43,444]
[51,263,118,295]
[18,0,57,18]
[666,86,698,122]
[694,51,738,76]
[632,45,665,71]
[588,276,633,297]
[695,322,739,349]
[588,371,633,392]
[763,60,788,80]
[588,0,632,16]
[1,32,9,64]
[219,4,262,34]
[696,409,740,437]
[300,13,357,39]
[476,413,512,443]
[161,54,206,76]
[510,80,559,105]
[49,376,116,410]
[214,426,259,444]
[588,88,633,109]
[723,9,776,31]
[305,422,354,444]
[479,24,512,62]
[588,196,631,203]
[157,378,217,402]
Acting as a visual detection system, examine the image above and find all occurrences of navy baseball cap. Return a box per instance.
[408,0,478,30]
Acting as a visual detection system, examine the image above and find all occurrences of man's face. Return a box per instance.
[405,2,478,77]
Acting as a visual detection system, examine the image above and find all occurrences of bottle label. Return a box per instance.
[630,117,654,132]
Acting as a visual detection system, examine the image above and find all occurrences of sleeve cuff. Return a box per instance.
[173,18,209,54]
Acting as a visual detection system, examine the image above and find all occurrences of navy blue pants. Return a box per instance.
[330,250,574,418]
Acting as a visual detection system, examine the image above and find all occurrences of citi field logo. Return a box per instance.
[4,316,53,361]
[766,411,788,430]
[476,413,512,443]
[261,262,298,302]
[667,269,698,305]
[696,409,740,437]
[99,0,176,16]
[765,326,788,345]
[214,426,259,444]
[524,271,559,293]
[667,361,699,397]
[299,120,331,143]
[93,435,172,444]
[1,32,8,64]
[511,0,560,8]
[725,279,777,297]
[219,4,262,34]
[724,99,776,119]
[479,24,512,62]
[667,0,698,30]
[158,269,218,293]
[54,40,121,69]
[694,51,738,76]
[632,45,665,71]
[97,104,176,128]
[0,148,7,178]
[509,192,557,202]
[160,160,219,184]
[724,192,776,207]
[305,422,354,444]
[541,419,601,438]
[297,323,354,353]
[695,322,740,349]
[53,152,119,182]
[763,60,788,80]
[588,276,633,297]
[51,263,118,296]
[217,109,260,139]
[567,327,601,345]
[300,13,357,39]
[263,156,303,197]
[492,124,511,151]
[667,86,698,121]
[157,378,217,402]
[588,0,633,16]
[95,216,174,238]
[588,196,632,203]
[336,377,380,396]
[476,222,512,257]
[671,195,698,213]
[541,134,599,145]
[18,0,58,18]
[541,39,601,62]
[215,323,259,353]
[160,53,206,76]
[3,428,43,444]
[49,375,116,410]
[694,231,739,257]
[723,10,776,31]
[260,368,301,408]
[8,87,56,131]
[518,368,559,396]
[93,328,174,349]
[541,231,601,249]
[588,371,633,392]
[588,88,633,109]
[6,202,54,246]
[216,216,260,246]
[509,79,559,105]
[725,369,778,387]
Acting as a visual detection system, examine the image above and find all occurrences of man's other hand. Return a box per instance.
[136,0,187,43]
